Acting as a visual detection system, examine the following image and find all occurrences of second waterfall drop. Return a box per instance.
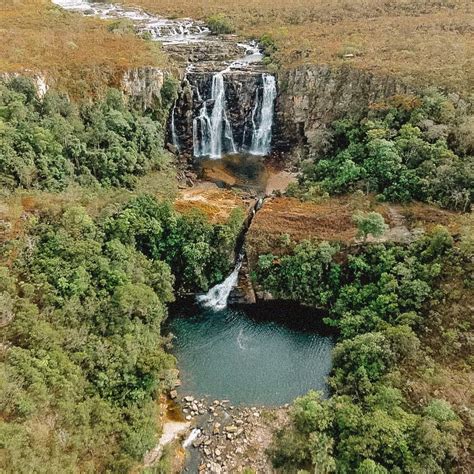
[250,73,277,156]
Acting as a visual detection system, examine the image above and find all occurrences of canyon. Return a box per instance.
[3,2,470,474]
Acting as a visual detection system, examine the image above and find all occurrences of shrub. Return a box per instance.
[206,14,235,35]
[353,212,388,241]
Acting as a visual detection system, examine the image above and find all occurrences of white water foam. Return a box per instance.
[170,105,180,150]
[197,255,243,310]
[193,72,237,158]
[52,0,210,44]
[182,428,201,448]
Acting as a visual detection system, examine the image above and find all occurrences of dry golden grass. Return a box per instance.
[174,186,247,223]
[398,202,463,234]
[125,0,473,93]
[0,0,166,93]
[246,195,465,267]
[247,196,360,266]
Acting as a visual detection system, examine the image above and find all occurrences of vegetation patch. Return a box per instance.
[246,192,463,271]
[175,187,248,224]
[289,91,473,212]
[257,227,472,472]
[206,14,235,35]
[1,0,165,93]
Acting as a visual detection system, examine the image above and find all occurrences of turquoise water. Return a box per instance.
[167,302,334,405]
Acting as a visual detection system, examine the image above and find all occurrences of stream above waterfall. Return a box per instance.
[167,302,334,405]
[54,0,277,160]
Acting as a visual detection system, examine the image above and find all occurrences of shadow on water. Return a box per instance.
[234,300,335,336]
[166,299,335,406]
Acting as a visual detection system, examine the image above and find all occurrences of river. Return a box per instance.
[53,0,333,408]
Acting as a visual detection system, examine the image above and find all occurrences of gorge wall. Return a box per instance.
[172,72,262,157]
[121,66,165,111]
[170,63,413,164]
[273,65,412,160]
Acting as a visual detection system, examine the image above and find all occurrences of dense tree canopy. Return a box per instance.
[262,228,469,472]
[0,77,171,190]
[0,193,243,472]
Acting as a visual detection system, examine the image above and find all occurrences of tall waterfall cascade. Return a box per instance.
[193,72,237,158]
[197,255,243,310]
[250,74,277,156]
[170,106,180,150]
[52,0,277,160]
[191,72,277,159]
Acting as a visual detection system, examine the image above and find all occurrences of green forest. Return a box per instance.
[0,77,175,190]
[0,77,245,471]
[255,91,473,471]
[257,229,471,471]
[288,92,473,211]
[1,47,472,474]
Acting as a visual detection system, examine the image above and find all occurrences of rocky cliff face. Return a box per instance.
[169,64,413,164]
[1,67,167,111]
[121,67,165,111]
[274,65,412,160]
[0,72,49,97]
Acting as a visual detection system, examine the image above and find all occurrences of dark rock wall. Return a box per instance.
[274,65,412,160]
[170,64,412,164]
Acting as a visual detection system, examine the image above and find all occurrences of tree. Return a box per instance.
[331,332,395,395]
[353,212,388,241]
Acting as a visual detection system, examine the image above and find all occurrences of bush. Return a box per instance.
[206,14,235,35]
[353,212,388,241]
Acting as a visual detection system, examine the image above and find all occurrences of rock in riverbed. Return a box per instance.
[178,395,290,473]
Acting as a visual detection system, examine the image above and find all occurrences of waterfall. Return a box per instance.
[250,74,277,156]
[197,255,243,311]
[193,72,236,159]
[182,428,201,449]
[193,103,211,157]
[170,106,180,150]
[197,197,264,311]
